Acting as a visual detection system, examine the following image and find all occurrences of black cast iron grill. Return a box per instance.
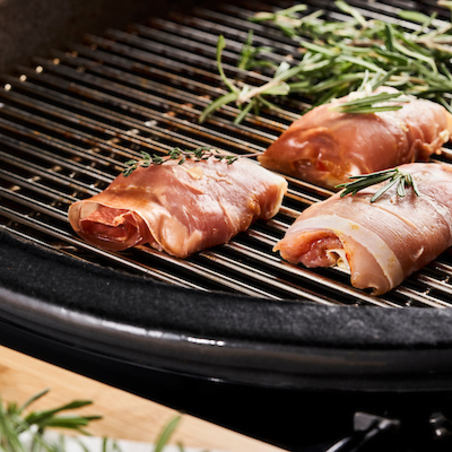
[1,0,452,308]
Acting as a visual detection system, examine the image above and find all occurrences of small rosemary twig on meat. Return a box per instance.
[123,147,261,177]
[336,167,420,202]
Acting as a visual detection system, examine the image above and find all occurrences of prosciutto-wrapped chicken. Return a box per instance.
[274,163,452,295]
[69,155,287,258]
[258,88,452,188]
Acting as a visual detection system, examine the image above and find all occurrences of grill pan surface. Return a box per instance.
[2,0,452,401]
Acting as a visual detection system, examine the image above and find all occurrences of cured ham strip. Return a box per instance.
[274,163,452,295]
[69,156,287,258]
[258,88,452,188]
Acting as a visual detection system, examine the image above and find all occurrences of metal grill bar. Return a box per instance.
[1,0,452,307]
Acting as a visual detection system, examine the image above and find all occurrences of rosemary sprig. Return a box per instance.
[0,390,188,452]
[123,147,260,177]
[336,167,420,202]
[0,389,101,452]
[199,34,303,124]
[201,1,452,123]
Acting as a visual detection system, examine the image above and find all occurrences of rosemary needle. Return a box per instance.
[0,389,101,451]
[153,415,182,452]
[336,167,420,202]
[329,91,411,114]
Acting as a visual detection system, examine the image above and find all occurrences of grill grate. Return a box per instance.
[1,0,452,307]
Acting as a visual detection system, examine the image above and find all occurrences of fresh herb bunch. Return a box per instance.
[123,147,239,177]
[200,0,452,123]
[0,389,185,452]
[336,167,420,202]
[0,388,100,452]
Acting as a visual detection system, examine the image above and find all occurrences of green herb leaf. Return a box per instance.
[329,91,410,114]
[153,416,182,452]
[19,389,50,413]
[251,4,307,24]
[216,35,239,95]
[335,0,367,27]
[199,91,238,124]
[336,167,420,202]
[237,30,274,71]
[398,10,432,24]
[234,100,254,124]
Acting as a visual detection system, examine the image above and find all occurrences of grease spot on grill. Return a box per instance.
[53,244,79,252]
[345,319,367,332]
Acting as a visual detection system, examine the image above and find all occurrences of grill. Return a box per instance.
[3,1,452,451]
[1,0,452,308]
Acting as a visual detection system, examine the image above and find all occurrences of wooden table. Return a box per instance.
[0,345,286,452]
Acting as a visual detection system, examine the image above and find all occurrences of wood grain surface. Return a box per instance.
[0,345,285,452]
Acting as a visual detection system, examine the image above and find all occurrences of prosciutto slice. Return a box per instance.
[69,156,287,258]
[258,88,452,188]
[274,163,452,295]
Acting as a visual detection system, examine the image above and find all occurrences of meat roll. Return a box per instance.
[69,156,287,258]
[258,88,452,188]
[274,163,452,295]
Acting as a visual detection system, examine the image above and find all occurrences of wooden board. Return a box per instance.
[0,345,286,452]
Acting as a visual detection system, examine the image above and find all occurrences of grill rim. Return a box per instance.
[3,228,452,393]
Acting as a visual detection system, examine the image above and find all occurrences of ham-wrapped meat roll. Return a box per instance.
[259,88,452,188]
[275,163,452,295]
[69,156,287,258]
